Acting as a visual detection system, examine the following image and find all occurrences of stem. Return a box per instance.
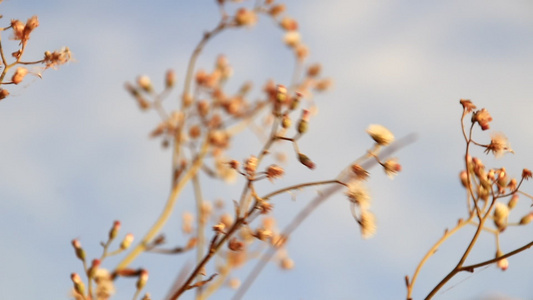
[406,216,472,299]
[193,175,206,300]
[115,136,210,272]
[234,134,417,300]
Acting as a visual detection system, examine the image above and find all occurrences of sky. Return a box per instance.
[1,0,533,299]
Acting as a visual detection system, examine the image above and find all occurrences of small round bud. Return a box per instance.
[109,220,121,240]
[120,233,134,250]
[507,194,519,210]
[137,75,153,93]
[12,67,28,84]
[71,273,86,296]
[297,153,315,169]
[276,84,287,103]
[519,213,533,225]
[136,269,149,290]
[165,69,176,88]
[71,239,86,261]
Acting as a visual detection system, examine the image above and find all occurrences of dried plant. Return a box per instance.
[0,3,71,101]
[63,1,533,300]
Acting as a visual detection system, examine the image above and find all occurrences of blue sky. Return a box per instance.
[1,1,533,299]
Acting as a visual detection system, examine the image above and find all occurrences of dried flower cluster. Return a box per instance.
[405,100,533,299]
[0,10,71,101]
[70,1,402,299]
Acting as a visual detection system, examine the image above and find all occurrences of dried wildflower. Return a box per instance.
[11,19,25,41]
[346,182,371,209]
[0,89,9,100]
[280,257,294,270]
[459,170,469,188]
[208,130,230,148]
[109,220,121,240]
[88,259,101,278]
[460,99,476,113]
[266,165,284,181]
[23,15,39,41]
[507,178,517,192]
[94,268,115,299]
[314,78,332,91]
[295,44,309,60]
[283,31,301,48]
[165,69,176,88]
[297,153,315,169]
[71,239,86,261]
[228,238,244,251]
[11,67,28,84]
[382,158,401,179]
[496,250,508,271]
[280,17,298,31]
[71,273,86,296]
[257,200,273,214]
[43,47,72,69]
[508,194,519,209]
[255,228,272,241]
[269,4,286,17]
[359,210,377,239]
[307,63,321,77]
[234,8,257,26]
[472,108,492,131]
[220,213,233,229]
[120,233,134,250]
[142,293,152,300]
[351,164,369,180]
[522,168,532,180]
[136,269,149,290]
[519,213,533,225]
[493,202,509,231]
[188,125,201,139]
[276,84,287,103]
[366,124,394,146]
[484,132,513,157]
[244,155,258,176]
[213,222,226,234]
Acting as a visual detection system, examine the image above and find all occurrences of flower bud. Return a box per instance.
[366,124,394,146]
[0,89,9,100]
[298,153,315,169]
[165,69,176,88]
[88,259,101,278]
[109,220,121,240]
[136,269,149,290]
[507,194,519,210]
[71,239,86,262]
[137,75,152,93]
[11,67,28,84]
[281,114,291,129]
[276,84,287,103]
[120,233,134,250]
[519,213,533,225]
[71,273,86,296]
[297,110,310,134]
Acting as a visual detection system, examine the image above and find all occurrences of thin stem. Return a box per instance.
[406,216,472,299]
[193,175,206,300]
[115,136,210,272]
[234,134,417,300]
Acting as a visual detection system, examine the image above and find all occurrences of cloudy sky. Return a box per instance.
[1,1,533,299]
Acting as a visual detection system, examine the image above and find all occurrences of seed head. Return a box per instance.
[366,124,394,146]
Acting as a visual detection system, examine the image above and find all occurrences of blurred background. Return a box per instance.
[1,0,533,299]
